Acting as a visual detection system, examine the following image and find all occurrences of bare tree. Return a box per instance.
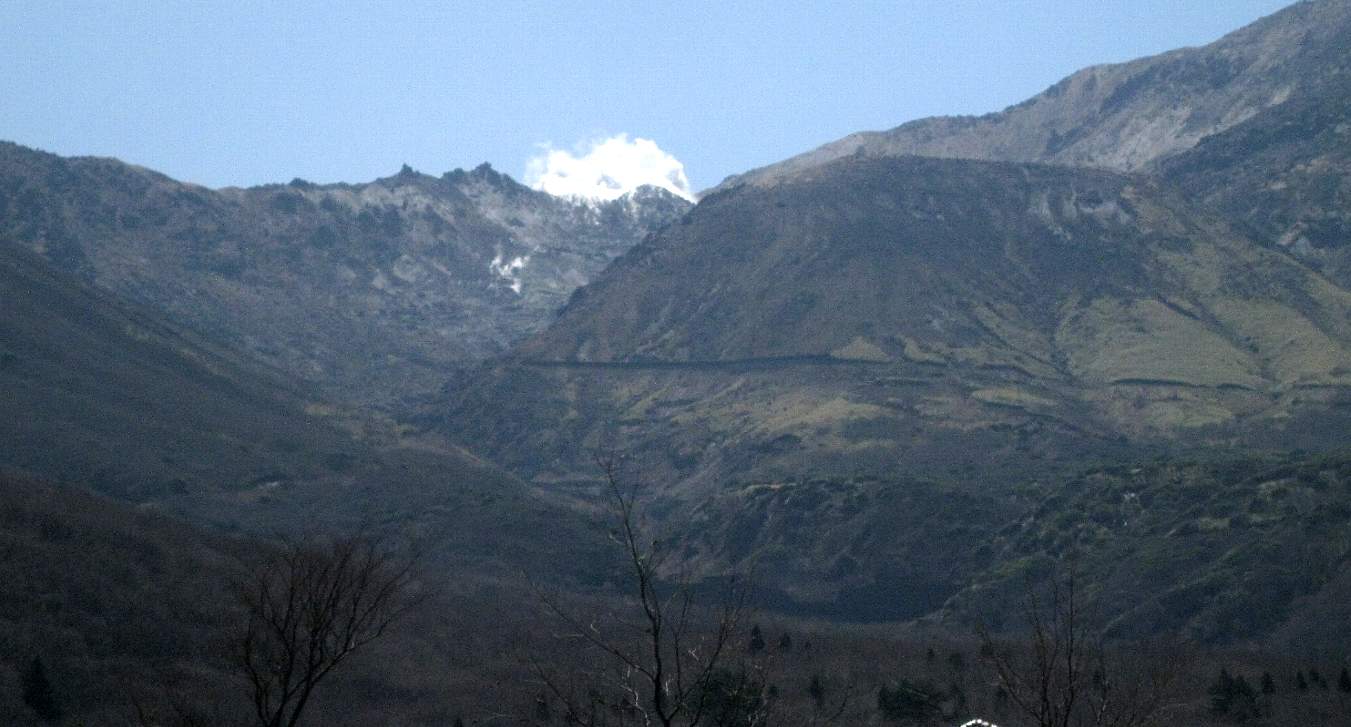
[976,566,1180,727]
[532,458,771,727]
[234,533,420,727]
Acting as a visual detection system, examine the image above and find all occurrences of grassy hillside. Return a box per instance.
[430,154,1351,638]
[439,156,1351,490]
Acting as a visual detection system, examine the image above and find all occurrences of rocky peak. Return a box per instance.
[0,142,691,405]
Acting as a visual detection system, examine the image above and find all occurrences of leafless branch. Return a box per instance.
[234,532,420,727]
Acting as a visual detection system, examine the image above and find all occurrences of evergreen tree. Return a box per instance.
[1209,668,1259,717]
[1339,667,1351,694]
[534,692,551,723]
[1261,671,1275,694]
[699,668,768,725]
[777,631,793,651]
[21,656,62,722]
[808,674,826,709]
[748,624,765,653]
[1209,668,1235,714]
[1296,670,1309,691]
[877,680,942,722]
[1311,668,1329,690]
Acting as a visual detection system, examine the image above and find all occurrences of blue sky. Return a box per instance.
[0,1,1291,192]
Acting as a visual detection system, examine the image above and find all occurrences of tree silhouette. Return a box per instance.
[748,625,766,654]
[977,565,1180,727]
[21,655,62,722]
[531,458,765,727]
[235,533,420,727]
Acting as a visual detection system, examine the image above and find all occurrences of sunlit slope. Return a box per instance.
[441,156,1351,492]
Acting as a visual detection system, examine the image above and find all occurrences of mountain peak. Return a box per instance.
[716,0,1351,192]
[441,161,526,194]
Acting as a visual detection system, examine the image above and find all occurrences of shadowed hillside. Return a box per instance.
[0,239,613,587]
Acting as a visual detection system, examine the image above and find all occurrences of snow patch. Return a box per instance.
[525,134,696,203]
[490,253,530,294]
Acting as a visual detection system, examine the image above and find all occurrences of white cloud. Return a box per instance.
[524,134,697,203]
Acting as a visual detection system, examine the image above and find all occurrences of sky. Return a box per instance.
[0,1,1293,197]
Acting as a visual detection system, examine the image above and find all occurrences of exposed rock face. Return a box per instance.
[0,143,691,404]
[715,0,1351,190]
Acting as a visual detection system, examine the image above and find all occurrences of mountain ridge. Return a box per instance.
[442,153,1351,482]
[713,0,1350,191]
[434,151,1351,635]
[0,141,691,405]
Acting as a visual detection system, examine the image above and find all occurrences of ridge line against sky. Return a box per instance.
[0,1,1291,193]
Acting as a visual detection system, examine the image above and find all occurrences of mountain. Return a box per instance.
[433,153,1351,635]
[415,1,1351,634]
[1158,75,1351,286]
[0,238,612,585]
[6,0,1349,653]
[679,449,1351,646]
[716,0,1350,190]
[441,155,1351,481]
[0,238,331,500]
[0,142,690,405]
[714,0,1351,289]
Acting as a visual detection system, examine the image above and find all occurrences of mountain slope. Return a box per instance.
[445,155,1351,477]
[0,142,690,404]
[677,450,1351,645]
[434,154,1351,625]
[716,0,1350,190]
[1158,75,1351,286]
[0,238,333,500]
[0,239,612,587]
